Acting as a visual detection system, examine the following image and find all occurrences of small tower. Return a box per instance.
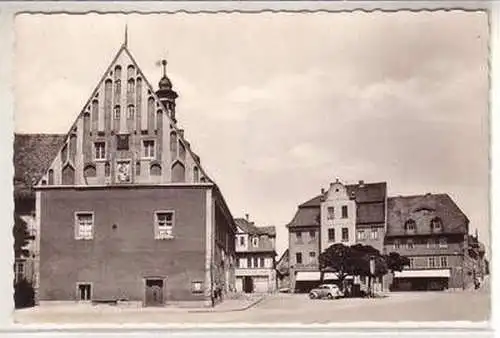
[156,59,179,123]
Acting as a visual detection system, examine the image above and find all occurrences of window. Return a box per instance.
[440,256,448,267]
[407,239,414,249]
[127,79,135,94]
[309,252,316,258]
[341,228,349,242]
[427,238,436,249]
[370,228,378,240]
[341,205,348,218]
[75,212,94,240]
[94,142,106,160]
[155,211,174,239]
[405,219,416,232]
[116,134,130,150]
[127,105,135,119]
[252,237,259,247]
[77,283,92,301]
[114,80,121,101]
[296,231,302,243]
[296,252,303,264]
[247,257,251,268]
[328,228,335,242]
[192,281,203,294]
[428,257,436,268]
[114,105,121,119]
[309,230,316,241]
[135,161,141,176]
[409,257,415,268]
[327,207,335,220]
[394,239,401,249]
[239,236,245,246]
[14,261,25,282]
[431,217,443,232]
[253,257,258,268]
[104,162,111,176]
[143,140,155,159]
[439,237,448,248]
[357,230,366,241]
[236,259,241,268]
[260,257,265,268]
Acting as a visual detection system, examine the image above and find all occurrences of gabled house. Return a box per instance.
[286,178,388,293]
[33,38,237,307]
[384,193,483,291]
[234,215,277,293]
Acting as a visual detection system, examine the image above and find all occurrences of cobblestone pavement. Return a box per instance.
[13,289,489,325]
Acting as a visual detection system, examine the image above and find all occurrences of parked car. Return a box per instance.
[309,284,343,299]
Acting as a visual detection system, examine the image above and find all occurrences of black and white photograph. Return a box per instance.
[9,6,491,328]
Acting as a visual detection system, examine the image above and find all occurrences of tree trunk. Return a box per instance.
[368,275,372,297]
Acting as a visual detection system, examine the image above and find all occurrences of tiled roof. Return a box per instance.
[386,193,469,237]
[289,181,387,228]
[234,218,276,236]
[14,133,66,199]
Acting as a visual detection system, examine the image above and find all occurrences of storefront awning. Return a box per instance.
[295,271,353,281]
[394,269,450,278]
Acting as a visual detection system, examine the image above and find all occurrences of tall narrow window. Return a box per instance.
[428,257,436,268]
[394,239,401,249]
[94,142,106,160]
[143,140,155,159]
[296,252,303,264]
[328,228,335,242]
[135,161,141,176]
[127,65,135,78]
[370,227,378,240]
[427,238,436,249]
[114,80,121,102]
[409,257,415,268]
[247,257,251,268]
[127,104,135,119]
[193,166,200,182]
[341,205,348,218]
[114,65,122,80]
[114,105,121,119]
[91,99,99,122]
[440,256,448,267]
[407,239,414,249]
[295,231,302,243]
[155,211,174,239]
[341,228,349,242]
[239,236,245,246]
[260,257,265,268]
[75,212,94,240]
[253,257,258,268]
[48,169,54,185]
[327,206,334,220]
[136,78,142,114]
[127,79,135,102]
[252,236,259,247]
[357,230,366,241]
[309,230,316,241]
[104,162,111,177]
[170,131,177,153]
[405,219,416,232]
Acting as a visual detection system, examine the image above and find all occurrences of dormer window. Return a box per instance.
[252,236,259,247]
[405,219,416,232]
[431,217,443,232]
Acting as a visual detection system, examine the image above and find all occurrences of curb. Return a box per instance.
[187,296,266,314]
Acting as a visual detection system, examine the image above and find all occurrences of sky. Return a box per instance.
[14,12,490,257]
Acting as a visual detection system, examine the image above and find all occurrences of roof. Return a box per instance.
[289,181,387,228]
[386,193,469,237]
[14,133,66,199]
[234,218,276,236]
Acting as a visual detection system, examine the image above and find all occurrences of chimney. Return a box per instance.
[245,213,249,221]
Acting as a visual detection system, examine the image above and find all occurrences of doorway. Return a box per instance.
[243,276,254,293]
[145,279,164,306]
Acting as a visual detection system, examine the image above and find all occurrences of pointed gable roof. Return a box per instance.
[35,42,212,187]
[235,218,276,236]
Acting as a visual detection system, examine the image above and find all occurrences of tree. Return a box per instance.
[13,215,33,259]
[14,277,35,309]
[384,252,410,273]
[349,244,388,296]
[318,243,353,290]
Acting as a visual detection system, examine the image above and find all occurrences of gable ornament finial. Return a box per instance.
[124,24,128,47]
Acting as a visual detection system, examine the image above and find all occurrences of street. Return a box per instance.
[13,288,489,325]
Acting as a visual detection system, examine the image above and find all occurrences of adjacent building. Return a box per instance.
[384,193,485,291]
[33,39,237,307]
[234,216,277,293]
[286,178,387,293]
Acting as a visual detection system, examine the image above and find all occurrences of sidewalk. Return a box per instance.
[188,294,265,313]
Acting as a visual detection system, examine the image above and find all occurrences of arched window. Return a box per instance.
[114,65,122,80]
[127,104,135,119]
[114,80,121,102]
[91,99,98,120]
[114,105,121,119]
[62,164,75,185]
[48,169,54,185]
[171,161,185,183]
[84,164,96,178]
[193,166,199,182]
[150,163,162,176]
[127,65,135,79]
[136,78,142,106]
[104,79,112,117]
[127,79,135,95]
[405,219,416,232]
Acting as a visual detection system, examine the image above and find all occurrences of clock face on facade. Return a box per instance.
[116,161,131,183]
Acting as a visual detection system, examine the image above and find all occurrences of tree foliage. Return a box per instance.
[13,215,33,259]
[384,251,410,273]
[14,277,35,309]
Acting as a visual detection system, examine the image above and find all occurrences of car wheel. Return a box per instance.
[326,293,333,300]
[309,293,317,299]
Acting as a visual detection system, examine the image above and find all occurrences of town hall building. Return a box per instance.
[33,37,237,307]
